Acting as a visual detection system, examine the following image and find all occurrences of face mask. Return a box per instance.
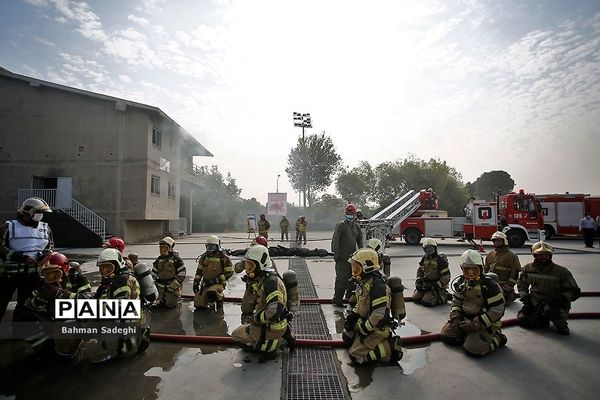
[424,246,435,256]
[345,215,354,221]
[32,213,44,222]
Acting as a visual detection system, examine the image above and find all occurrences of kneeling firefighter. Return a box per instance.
[152,237,186,308]
[231,245,295,359]
[440,249,507,357]
[412,238,451,306]
[193,235,234,310]
[95,248,150,358]
[342,248,402,365]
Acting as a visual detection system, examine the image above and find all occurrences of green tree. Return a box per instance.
[335,161,375,207]
[286,132,342,208]
[469,170,515,199]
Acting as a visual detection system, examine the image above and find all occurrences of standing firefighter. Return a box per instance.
[331,204,363,307]
[484,231,521,304]
[297,216,307,245]
[517,241,581,335]
[342,248,402,364]
[193,235,233,310]
[258,214,271,239]
[152,237,186,308]
[279,216,290,242]
[95,248,150,359]
[441,249,507,357]
[231,245,293,360]
[412,238,451,306]
[0,197,54,322]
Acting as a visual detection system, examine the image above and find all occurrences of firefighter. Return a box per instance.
[258,214,270,239]
[331,204,363,307]
[341,248,402,364]
[412,238,451,306]
[279,216,290,242]
[103,236,133,269]
[231,245,293,360]
[152,236,186,308]
[366,238,391,278]
[193,235,233,310]
[297,216,307,245]
[440,249,507,357]
[484,231,521,304]
[95,248,150,358]
[516,241,581,335]
[25,252,91,361]
[366,238,406,319]
[0,197,54,322]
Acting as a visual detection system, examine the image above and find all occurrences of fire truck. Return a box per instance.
[536,193,600,239]
[360,189,545,248]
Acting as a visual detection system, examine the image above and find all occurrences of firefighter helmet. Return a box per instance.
[491,231,508,246]
[18,197,52,217]
[422,237,437,248]
[350,248,380,274]
[40,252,70,283]
[459,249,484,266]
[345,204,357,215]
[97,248,124,277]
[159,236,175,250]
[244,244,273,272]
[531,241,553,255]
[366,238,383,253]
[253,235,268,247]
[104,237,126,253]
[206,235,220,246]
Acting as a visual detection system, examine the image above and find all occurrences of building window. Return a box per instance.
[151,175,160,194]
[152,127,161,148]
[160,157,170,172]
[168,181,176,198]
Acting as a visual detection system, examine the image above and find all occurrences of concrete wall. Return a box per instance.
[124,219,165,243]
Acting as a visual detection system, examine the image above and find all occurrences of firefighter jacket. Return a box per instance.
[297,220,307,233]
[152,252,186,284]
[331,220,363,261]
[194,251,233,287]
[354,272,392,339]
[517,261,581,306]
[416,253,450,289]
[484,247,521,291]
[450,275,505,330]
[251,272,288,337]
[258,219,270,235]
[28,270,92,315]
[0,217,54,274]
[280,218,290,230]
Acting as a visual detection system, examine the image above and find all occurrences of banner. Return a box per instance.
[267,193,287,216]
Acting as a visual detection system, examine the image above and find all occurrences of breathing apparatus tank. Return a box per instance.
[134,262,158,304]
[387,276,406,320]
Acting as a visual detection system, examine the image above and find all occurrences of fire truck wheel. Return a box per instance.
[404,229,422,245]
[506,229,526,248]
[544,225,555,240]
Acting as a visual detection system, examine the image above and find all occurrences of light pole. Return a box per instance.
[276,174,280,194]
[293,112,312,209]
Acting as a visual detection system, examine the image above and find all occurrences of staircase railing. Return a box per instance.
[18,188,106,241]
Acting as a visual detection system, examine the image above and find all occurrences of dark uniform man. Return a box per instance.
[331,204,363,307]
[279,216,290,242]
[341,248,402,364]
[441,249,507,357]
[258,214,270,239]
[152,237,186,308]
[517,241,580,335]
[0,197,54,322]
[484,231,521,304]
[193,235,233,310]
[231,245,292,360]
[412,238,451,306]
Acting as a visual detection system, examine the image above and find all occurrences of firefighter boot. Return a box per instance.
[283,327,296,353]
[554,320,570,335]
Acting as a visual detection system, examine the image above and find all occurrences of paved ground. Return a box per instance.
[1,231,599,399]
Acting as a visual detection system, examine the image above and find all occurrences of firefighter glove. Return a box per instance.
[459,319,481,333]
[344,311,360,332]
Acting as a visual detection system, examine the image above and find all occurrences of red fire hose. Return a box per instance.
[150,312,600,347]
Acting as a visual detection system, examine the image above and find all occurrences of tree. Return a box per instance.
[286,131,342,208]
[469,170,515,199]
[335,161,375,207]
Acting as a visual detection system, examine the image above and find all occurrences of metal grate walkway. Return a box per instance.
[282,258,350,400]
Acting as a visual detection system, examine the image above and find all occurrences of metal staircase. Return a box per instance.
[358,189,423,245]
[18,189,106,241]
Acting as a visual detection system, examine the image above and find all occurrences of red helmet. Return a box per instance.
[345,204,357,215]
[104,237,126,253]
[254,236,268,247]
[41,252,70,275]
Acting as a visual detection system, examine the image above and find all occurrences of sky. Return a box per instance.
[1,0,599,205]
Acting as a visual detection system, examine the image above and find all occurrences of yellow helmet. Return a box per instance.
[531,241,553,255]
[350,248,380,273]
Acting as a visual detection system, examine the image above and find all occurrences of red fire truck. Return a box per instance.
[536,193,600,238]
[397,189,545,247]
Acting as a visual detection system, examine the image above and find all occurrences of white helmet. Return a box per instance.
[491,231,508,246]
[18,197,52,217]
[366,238,383,253]
[97,248,125,277]
[459,249,484,267]
[206,235,220,246]
[159,236,175,250]
[244,245,273,272]
[422,237,437,248]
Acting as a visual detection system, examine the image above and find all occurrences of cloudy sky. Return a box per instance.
[1,0,599,204]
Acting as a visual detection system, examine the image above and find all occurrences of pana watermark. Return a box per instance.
[55,299,142,320]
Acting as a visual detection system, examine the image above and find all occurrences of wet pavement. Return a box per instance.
[1,232,599,399]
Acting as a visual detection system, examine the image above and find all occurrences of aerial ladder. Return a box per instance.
[357,190,423,246]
